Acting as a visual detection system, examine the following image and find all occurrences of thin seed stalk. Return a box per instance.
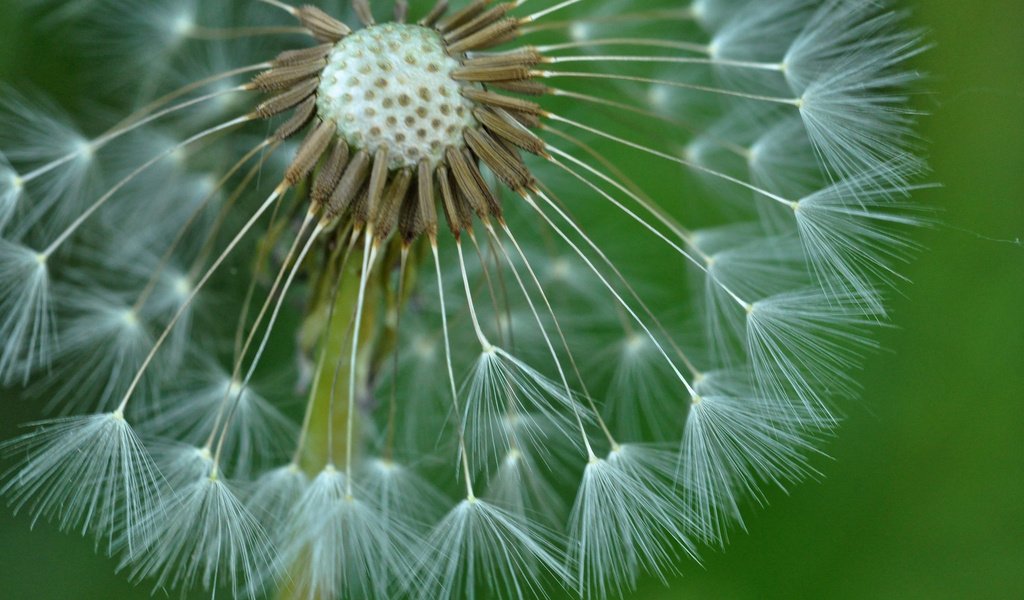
[370,240,425,376]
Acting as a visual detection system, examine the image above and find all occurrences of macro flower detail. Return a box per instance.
[0,0,927,599]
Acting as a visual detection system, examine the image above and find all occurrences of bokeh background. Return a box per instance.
[0,1,1020,599]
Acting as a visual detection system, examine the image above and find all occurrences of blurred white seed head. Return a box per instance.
[0,240,53,385]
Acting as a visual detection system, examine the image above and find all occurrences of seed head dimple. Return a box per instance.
[317,23,477,169]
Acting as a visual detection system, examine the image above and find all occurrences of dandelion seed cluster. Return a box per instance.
[0,0,926,599]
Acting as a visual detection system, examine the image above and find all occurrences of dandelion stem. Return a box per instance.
[325,230,366,468]
[292,233,359,467]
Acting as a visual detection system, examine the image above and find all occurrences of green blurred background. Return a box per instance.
[0,1,1021,598]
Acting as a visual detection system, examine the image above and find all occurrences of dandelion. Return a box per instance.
[1,0,927,598]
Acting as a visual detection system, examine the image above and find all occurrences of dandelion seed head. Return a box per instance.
[1,240,55,384]
[170,11,195,39]
[6,170,22,192]
[74,137,94,161]
[119,307,139,327]
[623,333,647,355]
[171,274,191,299]
[0,0,930,596]
[569,22,591,42]
[317,23,476,169]
[0,164,22,230]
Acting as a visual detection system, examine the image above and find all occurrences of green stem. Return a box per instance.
[276,233,420,600]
